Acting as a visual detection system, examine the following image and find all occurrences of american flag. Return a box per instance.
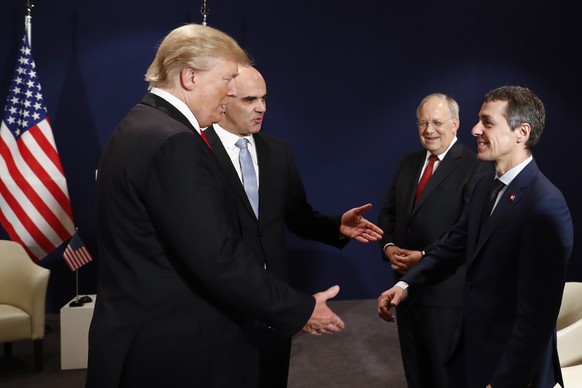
[0,20,75,261]
[63,230,93,271]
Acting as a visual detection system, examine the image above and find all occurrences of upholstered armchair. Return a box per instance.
[555,282,582,387]
[557,282,582,367]
[0,240,51,371]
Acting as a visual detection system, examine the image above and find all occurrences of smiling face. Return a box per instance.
[417,96,459,155]
[186,58,240,128]
[471,99,531,174]
[219,66,267,136]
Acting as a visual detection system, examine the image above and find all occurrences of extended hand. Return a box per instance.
[339,203,384,243]
[377,286,406,322]
[303,285,345,336]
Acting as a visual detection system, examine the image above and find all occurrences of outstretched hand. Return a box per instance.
[303,285,345,336]
[339,203,384,243]
[377,286,407,322]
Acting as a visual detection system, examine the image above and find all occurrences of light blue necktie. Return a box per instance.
[235,138,259,217]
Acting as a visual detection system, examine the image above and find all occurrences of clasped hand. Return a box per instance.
[385,245,423,274]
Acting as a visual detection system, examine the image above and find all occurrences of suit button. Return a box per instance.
[465,282,472,290]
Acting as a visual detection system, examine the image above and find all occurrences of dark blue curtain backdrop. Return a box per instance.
[1,0,580,313]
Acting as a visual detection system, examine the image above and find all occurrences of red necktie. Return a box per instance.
[200,130,212,150]
[415,155,438,204]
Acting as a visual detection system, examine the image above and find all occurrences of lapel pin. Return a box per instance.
[509,194,516,202]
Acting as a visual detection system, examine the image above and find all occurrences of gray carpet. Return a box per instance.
[288,299,407,388]
[0,314,86,388]
[0,299,407,388]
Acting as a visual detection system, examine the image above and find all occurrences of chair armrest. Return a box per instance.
[557,319,582,367]
[29,266,50,339]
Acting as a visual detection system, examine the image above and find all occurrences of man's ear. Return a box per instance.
[516,122,531,144]
[180,67,196,91]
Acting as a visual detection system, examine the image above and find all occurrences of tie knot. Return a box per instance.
[490,178,505,194]
[487,179,506,204]
[235,138,249,149]
[425,154,438,167]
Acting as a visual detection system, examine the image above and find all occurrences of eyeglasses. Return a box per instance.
[417,118,454,130]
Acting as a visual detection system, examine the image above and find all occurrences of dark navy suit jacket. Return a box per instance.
[401,159,573,388]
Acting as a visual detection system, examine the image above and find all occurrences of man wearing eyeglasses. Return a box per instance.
[377,93,490,388]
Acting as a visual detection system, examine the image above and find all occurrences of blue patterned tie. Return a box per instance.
[235,138,259,217]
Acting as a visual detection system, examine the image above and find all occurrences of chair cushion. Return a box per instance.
[557,282,582,330]
[561,364,582,387]
[0,304,32,342]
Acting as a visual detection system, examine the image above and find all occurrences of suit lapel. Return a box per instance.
[402,152,423,214]
[204,126,258,219]
[471,160,538,260]
[141,92,214,156]
[141,93,194,133]
[254,134,267,204]
[413,142,463,212]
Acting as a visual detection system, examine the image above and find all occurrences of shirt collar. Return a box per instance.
[496,155,533,186]
[213,123,256,149]
[149,87,202,133]
[424,137,458,162]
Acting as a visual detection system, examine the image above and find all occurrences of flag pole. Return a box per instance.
[68,226,83,306]
[200,0,209,26]
[66,228,94,307]
[79,265,93,303]
[26,0,33,45]
[69,269,83,307]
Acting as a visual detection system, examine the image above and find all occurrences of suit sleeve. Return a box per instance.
[377,160,402,260]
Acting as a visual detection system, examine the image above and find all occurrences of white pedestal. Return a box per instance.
[60,294,96,370]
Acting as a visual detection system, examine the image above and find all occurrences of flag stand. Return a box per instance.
[69,269,93,307]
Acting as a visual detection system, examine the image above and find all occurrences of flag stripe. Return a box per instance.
[0,178,51,257]
[17,124,74,228]
[0,194,42,258]
[32,118,67,175]
[0,125,73,241]
[0,134,69,247]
